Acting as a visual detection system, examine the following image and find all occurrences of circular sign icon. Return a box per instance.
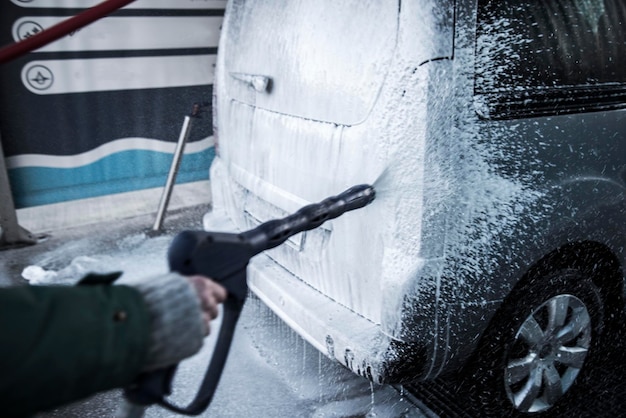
[24,65,54,91]
[16,21,44,41]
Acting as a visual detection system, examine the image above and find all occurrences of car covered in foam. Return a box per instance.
[206,0,626,415]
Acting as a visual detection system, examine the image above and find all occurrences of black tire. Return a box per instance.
[461,267,611,418]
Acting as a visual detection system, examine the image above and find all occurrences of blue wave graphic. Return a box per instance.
[9,148,215,208]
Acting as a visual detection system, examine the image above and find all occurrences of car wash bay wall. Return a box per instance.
[0,0,225,208]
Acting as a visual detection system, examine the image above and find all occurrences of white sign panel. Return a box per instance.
[12,16,222,51]
[10,0,227,9]
[21,54,216,95]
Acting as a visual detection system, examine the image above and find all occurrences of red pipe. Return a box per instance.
[0,0,137,64]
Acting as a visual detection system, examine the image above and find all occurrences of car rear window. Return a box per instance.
[474,0,626,119]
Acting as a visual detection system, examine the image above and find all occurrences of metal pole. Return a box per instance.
[0,132,36,248]
[152,114,195,232]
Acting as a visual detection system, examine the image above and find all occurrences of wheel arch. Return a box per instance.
[438,238,624,378]
[454,239,624,416]
[521,240,624,314]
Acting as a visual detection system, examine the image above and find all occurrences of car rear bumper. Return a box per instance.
[249,253,390,381]
[205,158,431,383]
[203,204,428,384]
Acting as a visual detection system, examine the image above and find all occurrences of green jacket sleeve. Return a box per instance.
[0,282,150,417]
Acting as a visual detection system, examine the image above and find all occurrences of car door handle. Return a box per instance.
[229,72,271,93]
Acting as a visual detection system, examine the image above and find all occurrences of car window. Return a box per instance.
[474,0,626,119]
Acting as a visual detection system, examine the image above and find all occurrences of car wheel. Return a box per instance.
[463,267,609,417]
[503,293,591,413]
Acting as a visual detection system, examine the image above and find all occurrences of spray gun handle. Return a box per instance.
[122,184,376,415]
[123,228,254,416]
[122,277,244,416]
[122,229,248,416]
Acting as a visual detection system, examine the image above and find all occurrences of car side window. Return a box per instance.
[474,0,626,119]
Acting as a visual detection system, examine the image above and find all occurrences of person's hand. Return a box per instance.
[185,276,227,335]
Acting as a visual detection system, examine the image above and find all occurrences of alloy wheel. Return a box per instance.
[504,294,592,413]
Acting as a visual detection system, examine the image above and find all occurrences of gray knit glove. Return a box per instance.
[130,272,205,371]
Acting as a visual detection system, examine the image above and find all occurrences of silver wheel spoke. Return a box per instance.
[557,307,590,343]
[519,315,545,346]
[547,297,569,334]
[543,364,564,405]
[556,346,588,368]
[515,367,543,411]
[506,355,535,385]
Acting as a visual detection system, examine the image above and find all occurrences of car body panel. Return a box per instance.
[207,0,626,383]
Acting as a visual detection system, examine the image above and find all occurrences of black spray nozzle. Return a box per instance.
[168,183,376,299]
[243,184,375,251]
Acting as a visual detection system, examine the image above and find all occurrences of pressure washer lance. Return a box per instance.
[119,184,376,417]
